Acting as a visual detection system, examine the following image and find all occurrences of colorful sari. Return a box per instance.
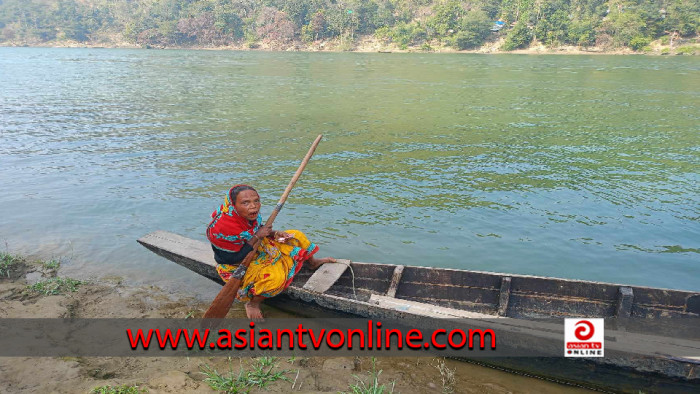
[207,186,318,302]
[216,229,318,302]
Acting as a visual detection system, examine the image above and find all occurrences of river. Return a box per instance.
[1,47,698,298]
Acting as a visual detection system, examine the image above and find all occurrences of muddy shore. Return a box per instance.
[0,256,590,393]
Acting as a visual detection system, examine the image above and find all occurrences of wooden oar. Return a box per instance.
[203,134,323,319]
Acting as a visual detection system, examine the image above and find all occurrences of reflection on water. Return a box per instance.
[0,48,698,296]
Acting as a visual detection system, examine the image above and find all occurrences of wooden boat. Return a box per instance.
[138,230,700,392]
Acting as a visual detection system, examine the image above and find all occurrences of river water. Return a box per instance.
[1,48,698,297]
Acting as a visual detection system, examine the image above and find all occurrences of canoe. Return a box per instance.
[138,230,700,392]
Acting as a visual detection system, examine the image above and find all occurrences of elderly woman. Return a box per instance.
[206,184,335,319]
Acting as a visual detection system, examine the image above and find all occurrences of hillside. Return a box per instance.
[0,0,697,54]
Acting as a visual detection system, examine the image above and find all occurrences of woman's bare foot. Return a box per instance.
[307,256,337,270]
[245,296,265,321]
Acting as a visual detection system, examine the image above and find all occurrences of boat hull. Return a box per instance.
[138,231,700,393]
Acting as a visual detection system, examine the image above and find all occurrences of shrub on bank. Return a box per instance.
[502,22,532,51]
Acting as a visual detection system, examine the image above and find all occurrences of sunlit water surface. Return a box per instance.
[1,48,698,298]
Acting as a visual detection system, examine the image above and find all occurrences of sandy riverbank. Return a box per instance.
[0,255,589,393]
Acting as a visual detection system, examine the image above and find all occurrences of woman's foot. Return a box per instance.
[307,256,337,270]
[245,296,265,321]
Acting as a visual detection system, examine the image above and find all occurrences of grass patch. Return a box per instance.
[91,385,146,394]
[344,358,395,394]
[200,357,292,393]
[0,252,21,277]
[26,277,82,295]
[246,357,290,388]
[201,364,250,393]
[675,46,697,55]
[432,358,456,394]
[42,259,61,270]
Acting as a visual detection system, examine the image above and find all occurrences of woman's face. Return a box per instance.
[234,189,261,221]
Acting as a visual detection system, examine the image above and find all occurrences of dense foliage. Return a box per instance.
[0,0,697,51]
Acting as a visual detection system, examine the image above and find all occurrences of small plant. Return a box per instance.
[0,252,20,277]
[42,259,61,270]
[247,357,291,388]
[200,364,249,393]
[27,277,82,295]
[254,356,277,368]
[91,385,145,394]
[344,358,395,394]
[432,358,456,394]
[200,360,291,393]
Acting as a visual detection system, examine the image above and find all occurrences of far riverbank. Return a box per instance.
[2,35,698,56]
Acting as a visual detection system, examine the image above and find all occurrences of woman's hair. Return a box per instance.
[229,184,257,204]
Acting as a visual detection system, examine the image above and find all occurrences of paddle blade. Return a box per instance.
[203,278,241,318]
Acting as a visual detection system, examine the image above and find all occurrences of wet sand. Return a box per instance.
[0,257,591,393]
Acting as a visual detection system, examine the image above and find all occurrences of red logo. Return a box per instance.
[565,318,604,357]
[574,320,595,341]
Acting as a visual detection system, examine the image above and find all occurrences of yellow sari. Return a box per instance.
[215,229,318,302]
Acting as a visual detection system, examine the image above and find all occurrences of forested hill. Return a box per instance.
[0,0,697,53]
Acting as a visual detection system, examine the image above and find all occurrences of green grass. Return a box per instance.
[200,364,250,393]
[0,252,21,277]
[91,385,146,394]
[246,357,290,388]
[26,277,82,295]
[675,46,697,55]
[344,358,395,394]
[42,259,61,270]
[255,356,278,368]
[200,358,292,393]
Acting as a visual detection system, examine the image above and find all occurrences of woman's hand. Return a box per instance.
[249,225,272,245]
[255,225,273,239]
[275,231,294,243]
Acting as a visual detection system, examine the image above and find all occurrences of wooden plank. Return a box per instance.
[498,277,512,317]
[687,295,700,314]
[331,276,393,294]
[397,282,500,305]
[369,294,501,319]
[630,305,687,319]
[386,265,404,298]
[397,296,498,315]
[616,286,634,318]
[401,266,502,289]
[633,287,689,308]
[137,231,221,284]
[511,276,618,302]
[302,259,349,294]
[507,294,616,318]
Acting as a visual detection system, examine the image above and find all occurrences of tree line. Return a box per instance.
[0,0,697,51]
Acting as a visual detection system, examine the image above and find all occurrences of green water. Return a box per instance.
[0,48,698,295]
